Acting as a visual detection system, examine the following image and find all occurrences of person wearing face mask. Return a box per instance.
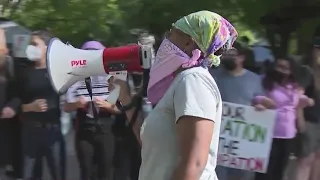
[210,43,275,180]
[17,29,65,180]
[252,56,314,180]
[64,41,116,180]
[95,11,238,180]
[294,32,320,180]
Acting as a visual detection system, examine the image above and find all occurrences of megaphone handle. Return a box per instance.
[84,78,99,121]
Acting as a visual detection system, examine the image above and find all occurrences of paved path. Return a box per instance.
[0,129,80,180]
[0,130,298,180]
[44,129,80,180]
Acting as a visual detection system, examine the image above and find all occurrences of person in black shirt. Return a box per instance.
[64,41,115,180]
[0,28,22,179]
[295,33,320,180]
[18,30,65,180]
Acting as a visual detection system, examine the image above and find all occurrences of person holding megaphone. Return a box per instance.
[64,41,115,180]
[102,11,238,180]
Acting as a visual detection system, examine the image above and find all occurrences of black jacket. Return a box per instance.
[0,57,20,115]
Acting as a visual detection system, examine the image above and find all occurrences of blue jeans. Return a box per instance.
[22,122,66,180]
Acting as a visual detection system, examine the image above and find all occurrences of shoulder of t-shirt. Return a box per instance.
[175,67,220,99]
[209,67,224,78]
[178,67,214,81]
[243,69,261,81]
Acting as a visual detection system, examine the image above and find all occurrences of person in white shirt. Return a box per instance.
[100,11,238,180]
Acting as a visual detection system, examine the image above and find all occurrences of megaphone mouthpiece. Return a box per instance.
[102,45,142,73]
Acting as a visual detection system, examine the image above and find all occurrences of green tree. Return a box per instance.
[11,0,124,46]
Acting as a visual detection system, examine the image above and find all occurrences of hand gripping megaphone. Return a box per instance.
[46,38,153,97]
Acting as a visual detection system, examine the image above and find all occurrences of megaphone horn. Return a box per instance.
[46,38,151,94]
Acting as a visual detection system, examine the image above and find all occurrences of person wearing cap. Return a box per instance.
[64,41,115,180]
[102,11,237,180]
[294,29,320,180]
[17,29,66,180]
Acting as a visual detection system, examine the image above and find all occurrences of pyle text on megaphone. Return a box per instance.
[71,60,87,67]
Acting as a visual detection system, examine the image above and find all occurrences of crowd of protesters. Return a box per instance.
[0,29,141,180]
[0,23,319,180]
[213,27,320,180]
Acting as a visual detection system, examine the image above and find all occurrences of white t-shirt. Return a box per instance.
[139,67,222,180]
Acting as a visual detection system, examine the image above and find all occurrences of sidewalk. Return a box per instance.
[0,129,80,180]
[0,134,298,180]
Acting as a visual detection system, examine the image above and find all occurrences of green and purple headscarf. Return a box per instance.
[147,11,238,104]
[173,10,238,67]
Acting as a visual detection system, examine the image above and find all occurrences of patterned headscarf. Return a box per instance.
[173,10,238,67]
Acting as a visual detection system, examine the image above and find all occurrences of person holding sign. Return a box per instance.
[64,41,116,180]
[254,56,314,180]
[210,43,275,180]
[103,11,238,180]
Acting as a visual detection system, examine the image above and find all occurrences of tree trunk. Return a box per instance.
[266,27,278,56]
[279,28,291,56]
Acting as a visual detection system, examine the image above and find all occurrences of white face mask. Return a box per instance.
[26,45,42,61]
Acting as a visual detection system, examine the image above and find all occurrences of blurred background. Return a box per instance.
[0,0,320,179]
[0,0,319,62]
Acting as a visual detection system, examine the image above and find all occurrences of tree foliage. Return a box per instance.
[7,0,259,46]
[11,0,124,46]
[6,0,317,50]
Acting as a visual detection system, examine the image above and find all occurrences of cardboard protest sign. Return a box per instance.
[217,102,276,173]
